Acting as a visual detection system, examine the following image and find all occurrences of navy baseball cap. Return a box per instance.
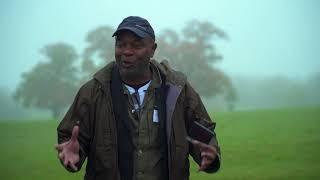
[112,16,155,40]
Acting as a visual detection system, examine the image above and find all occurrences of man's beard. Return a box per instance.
[118,60,149,82]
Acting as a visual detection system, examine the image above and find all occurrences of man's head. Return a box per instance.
[113,16,155,40]
[113,16,157,83]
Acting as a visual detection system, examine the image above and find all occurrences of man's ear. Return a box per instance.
[150,42,157,57]
[152,43,157,51]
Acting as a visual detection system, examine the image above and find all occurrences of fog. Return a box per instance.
[1,0,319,119]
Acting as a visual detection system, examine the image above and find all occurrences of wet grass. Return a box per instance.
[0,106,319,179]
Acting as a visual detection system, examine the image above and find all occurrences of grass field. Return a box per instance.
[0,106,319,179]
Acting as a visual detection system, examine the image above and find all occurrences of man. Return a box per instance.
[55,16,220,180]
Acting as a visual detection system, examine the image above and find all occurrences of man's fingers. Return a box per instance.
[63,157,69,166]
[191,139,209,150]
[55,141,70,152]
[191,139,205,150]
[58,152,65,160]
[55,144,63,151]
[196,144,217,172]
[71,125,79,142]
[69,162,78,171]
[201,151,216,161]
[199,158,211,171]
[192,139,217,153]
[191,139,216,153]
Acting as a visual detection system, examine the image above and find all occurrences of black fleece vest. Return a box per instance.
[111,64,168,180]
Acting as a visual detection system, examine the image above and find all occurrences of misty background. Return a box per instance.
[1,0,319,120]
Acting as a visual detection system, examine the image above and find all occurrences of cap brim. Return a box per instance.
[112,27,150,39]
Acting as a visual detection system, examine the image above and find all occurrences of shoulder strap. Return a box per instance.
[156,70,169,180]
[111,64,133,180]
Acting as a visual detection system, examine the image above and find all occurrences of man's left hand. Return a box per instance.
[191,139,217,171]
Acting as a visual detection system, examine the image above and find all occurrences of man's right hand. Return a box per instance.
[55,126,80,171]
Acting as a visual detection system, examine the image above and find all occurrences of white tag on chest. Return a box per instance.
[153,109,159,123]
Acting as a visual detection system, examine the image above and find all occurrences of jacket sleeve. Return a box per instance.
[57,82,94,172]
[184,82,221,173]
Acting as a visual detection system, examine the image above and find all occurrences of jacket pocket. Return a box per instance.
[94,146,114,172]
[174,145,189,178]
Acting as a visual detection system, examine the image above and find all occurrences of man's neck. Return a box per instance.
[122,69,152,87]
[125,79,151,90]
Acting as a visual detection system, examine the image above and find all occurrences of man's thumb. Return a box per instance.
[71,125,79,142]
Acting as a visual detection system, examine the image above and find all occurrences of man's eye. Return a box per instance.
[116,43,123,48]
[133,43,143,48]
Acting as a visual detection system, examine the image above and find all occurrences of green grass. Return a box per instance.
[0,106,319,179]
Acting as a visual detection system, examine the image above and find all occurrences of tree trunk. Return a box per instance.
[51,107,62,120]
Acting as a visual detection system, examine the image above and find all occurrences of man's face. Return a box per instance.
[115,30,156,81]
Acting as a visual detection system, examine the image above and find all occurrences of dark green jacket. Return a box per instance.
[57,60,221,180]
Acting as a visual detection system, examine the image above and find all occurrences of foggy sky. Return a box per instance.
[1,0,320,90]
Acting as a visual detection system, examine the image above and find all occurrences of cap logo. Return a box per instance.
[135,24,147,31]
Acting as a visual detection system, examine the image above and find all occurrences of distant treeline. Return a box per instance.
[1,72,319,119]
[204,72,320,111]
[0,87,51,120]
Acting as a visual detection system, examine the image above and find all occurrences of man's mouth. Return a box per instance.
[121,60,134,68]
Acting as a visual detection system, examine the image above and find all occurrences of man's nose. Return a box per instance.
[123,47,134,56]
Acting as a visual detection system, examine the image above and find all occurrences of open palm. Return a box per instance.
[55,126,80,171]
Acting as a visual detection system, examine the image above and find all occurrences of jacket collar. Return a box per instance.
[93,61,115,91]
[93,60,187,92]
